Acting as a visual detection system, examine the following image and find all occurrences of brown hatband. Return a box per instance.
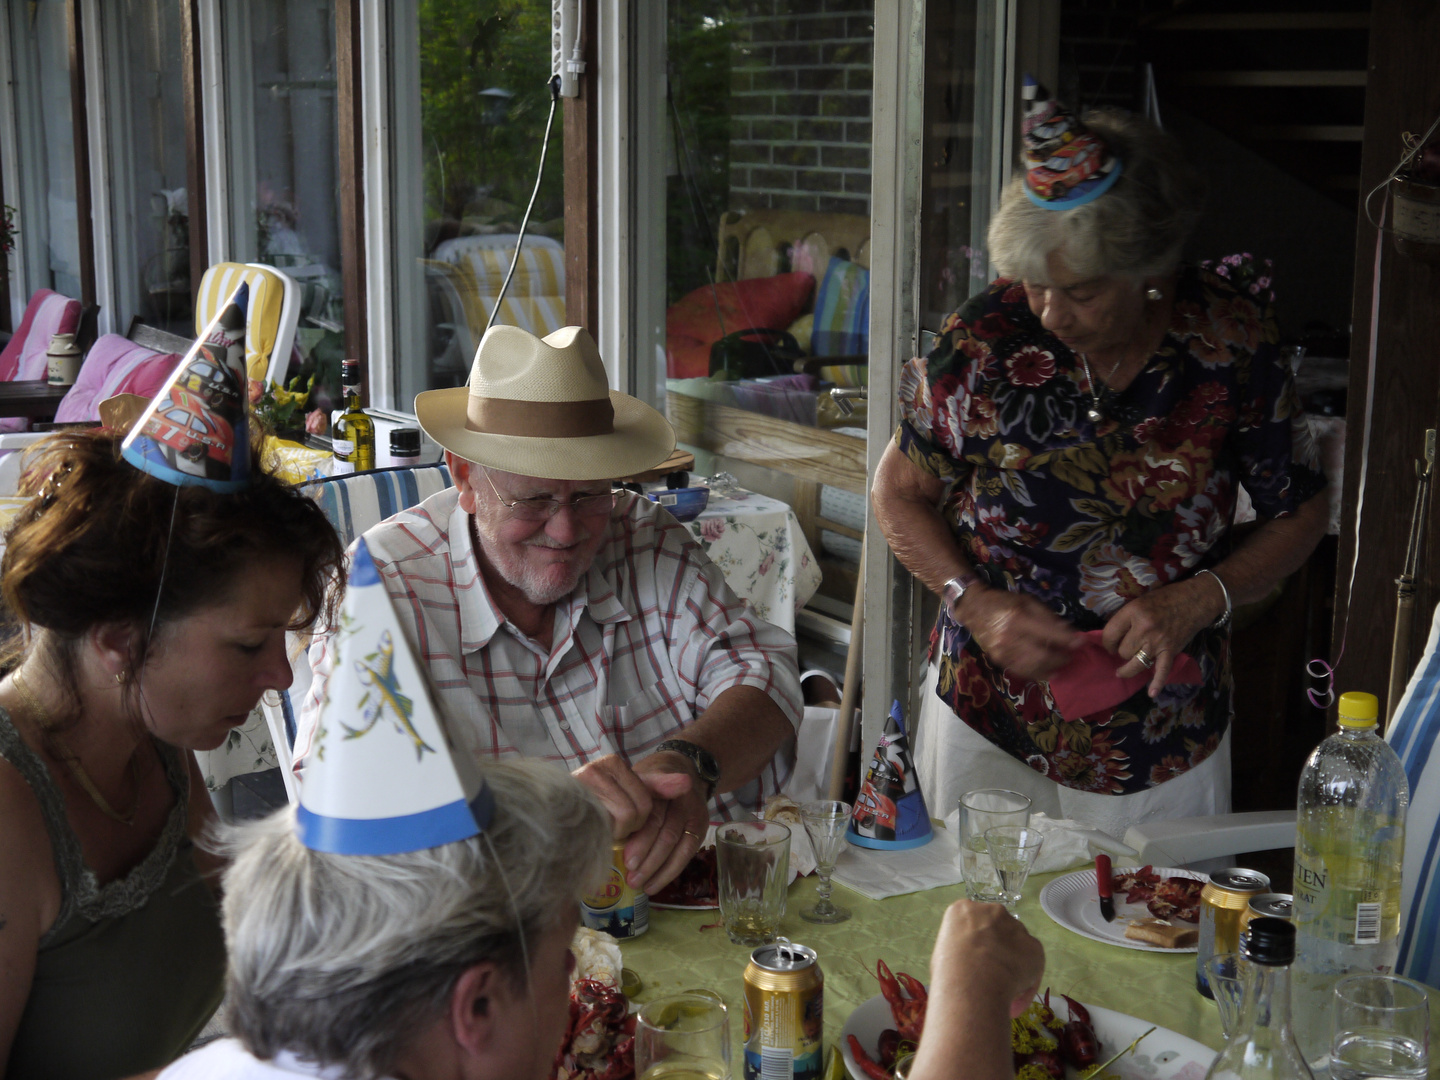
[464,395,615,438]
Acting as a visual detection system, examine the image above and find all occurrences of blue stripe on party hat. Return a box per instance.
[847,699,933,850]
[121,283,252,491]
[1021,74,1122,210]
[296,537,494,855]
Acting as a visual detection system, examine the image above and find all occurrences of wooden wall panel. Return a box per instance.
[562,0,598,334]
[336,0,368,382]
[1333,0,1440,717]
[180,0,207,301]
[66,0,94,307]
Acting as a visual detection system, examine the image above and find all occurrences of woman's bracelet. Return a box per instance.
[1195,569,1232,630]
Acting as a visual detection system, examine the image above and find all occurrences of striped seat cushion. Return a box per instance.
[430,235,567,337]
[0,289,82,382]
[299,462,453,547]
[1387,600,1440,987]
[195,262,286,381]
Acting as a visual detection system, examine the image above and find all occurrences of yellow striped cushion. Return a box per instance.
[196,262,287,381]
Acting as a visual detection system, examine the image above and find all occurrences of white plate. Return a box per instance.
[1039,866,1208,953]
[840,991,1216,1080]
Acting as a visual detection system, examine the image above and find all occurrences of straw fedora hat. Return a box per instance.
[415,324,675,481]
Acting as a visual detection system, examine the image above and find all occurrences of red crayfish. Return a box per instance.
[554,978,636,1080]
[846,959,929,1080]
[1050,989,1099,1070]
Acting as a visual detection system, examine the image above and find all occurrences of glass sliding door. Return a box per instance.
[223,0,347,405]
[660,0,876,607]
[6,0,82,301]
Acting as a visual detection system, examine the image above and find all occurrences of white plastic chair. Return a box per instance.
[194,262,301,388]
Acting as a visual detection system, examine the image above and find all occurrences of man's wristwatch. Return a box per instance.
[654,739,720,799]
[941,571,983,618]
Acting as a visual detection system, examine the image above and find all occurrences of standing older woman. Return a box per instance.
[0,432,344,1078]
[873,82,1329,835]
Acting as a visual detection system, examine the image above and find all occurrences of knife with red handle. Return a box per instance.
[1095,853,1115,922]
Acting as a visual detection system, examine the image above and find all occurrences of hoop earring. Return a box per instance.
[1145,286,1163,302]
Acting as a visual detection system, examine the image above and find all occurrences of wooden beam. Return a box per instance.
[1333,0,1440,719]
[1148,13,1370,31]
[335,0,368,386]
[562,0,598,335]
[1247,125,1365,142]
[180,0,208,305]
[1172,71,1367,88]
[666,391,868,494]
[66,0,95,308]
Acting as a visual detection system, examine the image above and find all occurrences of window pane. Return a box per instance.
[109,0,190,335]
[7,0,82,299]
[663,2,874,606]
[224,0,346,407]
[394,0,566,408]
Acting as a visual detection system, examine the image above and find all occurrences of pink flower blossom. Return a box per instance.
[305,407,327,435]
[757,553,775,577]
[699,518,727,543]
[248,379,264,404]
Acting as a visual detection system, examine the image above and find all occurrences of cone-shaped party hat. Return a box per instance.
[296,538,494,854]
[121,283,251,491]
[847,700,933,850]
[1021,75,1122,209]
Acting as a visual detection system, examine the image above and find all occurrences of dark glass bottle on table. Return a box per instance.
[332,359,375,474]
[1205,918,1314,1080]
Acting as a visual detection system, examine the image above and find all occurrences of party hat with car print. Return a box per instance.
[847,700,932,850]
[120,283,251,491]
[296,538,494,854]
[1021,74,1122,209]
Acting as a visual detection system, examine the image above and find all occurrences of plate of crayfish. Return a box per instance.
[839,961,1214,1080]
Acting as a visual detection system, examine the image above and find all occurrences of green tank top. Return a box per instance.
[0,709,226,1079]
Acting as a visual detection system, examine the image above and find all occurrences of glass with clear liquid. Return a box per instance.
[1327,975,1430,1080]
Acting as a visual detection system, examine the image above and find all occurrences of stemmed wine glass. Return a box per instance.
[799,800,852,924]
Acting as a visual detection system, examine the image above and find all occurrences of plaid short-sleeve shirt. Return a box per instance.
[293,489,801,818]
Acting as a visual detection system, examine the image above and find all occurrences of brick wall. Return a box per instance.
[726,0,874,216]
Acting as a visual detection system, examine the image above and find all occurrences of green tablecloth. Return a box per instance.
[620,870,1227,1062]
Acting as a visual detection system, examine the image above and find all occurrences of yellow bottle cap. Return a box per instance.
[1337,691,1379,728]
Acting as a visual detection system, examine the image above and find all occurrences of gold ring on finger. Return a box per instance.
[683,829,704,842]
[1133,648,1155,669]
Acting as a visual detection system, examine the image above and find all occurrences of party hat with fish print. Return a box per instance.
[120,283,251,491]
[296,538,494,854]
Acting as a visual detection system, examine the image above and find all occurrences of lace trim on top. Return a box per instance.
[0,707,190,942]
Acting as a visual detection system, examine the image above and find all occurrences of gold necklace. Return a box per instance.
[12,670,140,826]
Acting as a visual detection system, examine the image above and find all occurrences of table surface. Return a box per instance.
[617,869,1440,1076]
[0,379,70,417]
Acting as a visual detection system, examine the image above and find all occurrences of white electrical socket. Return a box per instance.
[551,0,583,98]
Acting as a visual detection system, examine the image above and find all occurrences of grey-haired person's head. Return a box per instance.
[218,759,610,1080]
[988,109,1206,284]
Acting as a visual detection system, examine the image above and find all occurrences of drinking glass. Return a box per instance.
[636,992,732,1080]
[983,825,1044,910]
[716,820,791,946]
[1202,952,1248,1038]
[799,800,852,924]
[1329,974,1430,1080]
[958,789,1032,902]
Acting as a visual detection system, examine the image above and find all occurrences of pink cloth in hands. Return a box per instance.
[1048,629,1202,721]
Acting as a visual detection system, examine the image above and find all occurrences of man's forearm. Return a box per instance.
[665,684,794,794]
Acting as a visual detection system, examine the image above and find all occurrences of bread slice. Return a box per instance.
[1125,917,1199,948]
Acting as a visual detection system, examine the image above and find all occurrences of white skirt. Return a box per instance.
[912,662,1231,840]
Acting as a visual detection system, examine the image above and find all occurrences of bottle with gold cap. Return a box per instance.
[1290,691,1409,1070]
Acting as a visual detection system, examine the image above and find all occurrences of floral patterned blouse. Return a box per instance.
[897,266,1327,795]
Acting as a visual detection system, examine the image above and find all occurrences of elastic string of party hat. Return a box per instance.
[146,485,182,646]
[482,828,536,1028]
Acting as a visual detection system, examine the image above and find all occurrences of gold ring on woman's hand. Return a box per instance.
[1133,648,1155,669]
[683,829,704,842]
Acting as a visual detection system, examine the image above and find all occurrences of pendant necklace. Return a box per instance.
[1079,352,1124,423]
[12,670,141,826]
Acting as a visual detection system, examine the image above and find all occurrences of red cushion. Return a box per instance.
[0,289,82,382]
[665,272,814,379]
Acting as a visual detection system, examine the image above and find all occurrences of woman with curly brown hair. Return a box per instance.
[0,431,344,1079]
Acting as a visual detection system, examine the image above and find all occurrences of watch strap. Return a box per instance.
[654,739,719,798]
[941,571,982,615]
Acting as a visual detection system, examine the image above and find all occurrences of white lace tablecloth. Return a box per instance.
[686,488,822,636]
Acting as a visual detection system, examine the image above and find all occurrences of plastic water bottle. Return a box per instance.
[1204,918,1314,1080]
[1291,692,1409,1071]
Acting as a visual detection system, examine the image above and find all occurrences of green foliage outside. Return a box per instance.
[418,0,566,244]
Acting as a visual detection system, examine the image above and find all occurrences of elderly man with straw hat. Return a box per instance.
[293,325,801,894]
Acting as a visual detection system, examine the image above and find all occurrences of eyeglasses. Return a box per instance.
[481,468,616,522]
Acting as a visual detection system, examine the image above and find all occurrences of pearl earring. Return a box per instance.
[1145,286,1163,302]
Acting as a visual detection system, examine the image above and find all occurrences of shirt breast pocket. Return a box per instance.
[604,677,691,737]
